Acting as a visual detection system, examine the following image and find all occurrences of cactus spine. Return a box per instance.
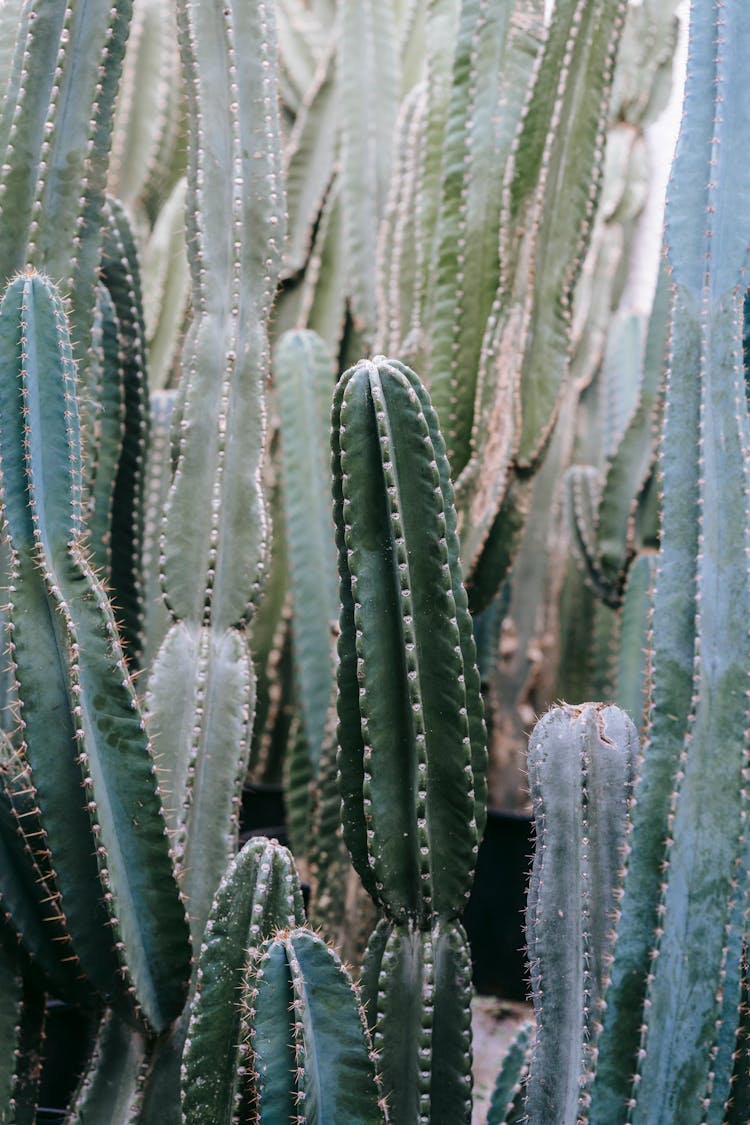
[332,356,486,1121]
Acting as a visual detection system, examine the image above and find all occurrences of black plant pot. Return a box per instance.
[462,808,533,1002]
[239,782,288,847]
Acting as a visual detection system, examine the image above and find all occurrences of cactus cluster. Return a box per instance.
[0,0,743,1124]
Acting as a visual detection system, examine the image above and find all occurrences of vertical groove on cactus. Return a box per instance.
[100,196,150,667]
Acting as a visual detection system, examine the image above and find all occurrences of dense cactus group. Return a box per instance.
[0,0,744,1123]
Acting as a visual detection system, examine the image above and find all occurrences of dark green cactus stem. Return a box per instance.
[333,356,486,924]
[181,838,306,1125]
[526,703,636,1124]
[0,735,95,1006]
[247,928,384,1124]
[100,196,150,667]
[66,1009,149,1125]
[333,356,486,1121]
[359,917,473,1125]
[0,947,45,1125]
[587,5,750,1120]
[0,271,189,1033]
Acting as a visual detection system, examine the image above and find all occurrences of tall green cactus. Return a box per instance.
[0,271,189,1032]
[332,355,486,1121]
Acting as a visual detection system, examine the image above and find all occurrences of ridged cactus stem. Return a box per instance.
[181,838,306,1124]
[0,271,189,1032]
[333,357,486,1121]
[146,0,285,951]
[525,703,636,1124]
[587,5,750,1120]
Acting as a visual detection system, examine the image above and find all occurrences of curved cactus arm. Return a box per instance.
[486,1019,533,1125]
[428,0,543,478]
[0,951,44,1125]
[282,42,338,280]
[361,918,473,1125]
[526,704,635,1125]
[0,272,189,1033]
[274,329,339,770]
[249,928,385,1124]
[100,196,150,666]
[332,357,485,924]
[275,0,327,114]
[66,1009,150,1125]
[588,6,750,1120]
[338,0,398,344]
[181,839,305,1125]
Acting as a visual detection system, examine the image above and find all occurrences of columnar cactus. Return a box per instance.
[332,355,486,1121]
[0,271,190,1033]
[584,4,750,1120]
[525,703,636,1123]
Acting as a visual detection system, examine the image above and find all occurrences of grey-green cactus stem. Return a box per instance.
[587,5,750,1121]
[526,704,635,1125]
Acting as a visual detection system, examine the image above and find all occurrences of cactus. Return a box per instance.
[332,355,486,1119]
[486,1020,533,1125]
[181,838,306,1123]
[0,270,189,1032]
[0,945,45,1125]
[584,4,750,1120]
[525,704,636,1124]
[247,928,384,1123]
